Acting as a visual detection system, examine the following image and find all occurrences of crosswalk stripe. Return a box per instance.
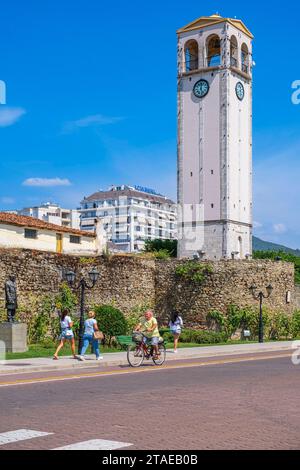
[0,429,53,446]
[54,439,133,450]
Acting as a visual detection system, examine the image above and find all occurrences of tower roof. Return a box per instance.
[177,14,253,39]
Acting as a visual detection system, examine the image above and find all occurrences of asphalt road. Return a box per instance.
[0,351,299,450]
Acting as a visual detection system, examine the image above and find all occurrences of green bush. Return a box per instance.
[152,249,172,260]
[179,329,227,345]
[144,239,177,257]
[291,310,300,338]
[31,296,54,343]
[160,330,174,343]
[55,283,78,312]
[94,305,127,345]
[175,262,213,284]
[206,305,292,342]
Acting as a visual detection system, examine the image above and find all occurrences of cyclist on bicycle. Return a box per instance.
[135,310,160,360]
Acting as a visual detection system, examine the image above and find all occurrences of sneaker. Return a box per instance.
[78,356,85,361]
[96,356,104,361]
[174,350,178,354]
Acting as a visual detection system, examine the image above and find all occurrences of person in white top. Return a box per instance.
[53,309,76,360]
[169,311,183,353]
[78,311,103,361]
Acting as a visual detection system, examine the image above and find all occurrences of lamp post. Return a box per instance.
[250,284,273,343]
[66,268,100,354]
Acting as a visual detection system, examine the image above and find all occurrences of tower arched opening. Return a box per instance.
[184,40,199,72]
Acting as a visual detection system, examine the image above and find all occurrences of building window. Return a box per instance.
[211,204,214,209]
[24,228,38,239]
[70,235,81,244]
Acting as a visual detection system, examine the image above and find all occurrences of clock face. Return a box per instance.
[236,82,245,101]
[193,79,209,99]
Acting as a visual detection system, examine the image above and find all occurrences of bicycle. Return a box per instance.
[127,332,166,367]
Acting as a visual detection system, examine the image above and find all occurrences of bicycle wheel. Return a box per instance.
[152,343,166,366]
[127,343,144,367]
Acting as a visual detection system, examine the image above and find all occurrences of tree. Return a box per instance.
[144,239,177,257]
[94,305,127,345]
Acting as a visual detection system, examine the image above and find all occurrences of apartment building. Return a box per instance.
[80,185,177,252]
[18,203,80,230]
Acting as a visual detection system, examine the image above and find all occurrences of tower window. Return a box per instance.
[184,40,199,72]
[211,170,214,175]
[241,43,249,73]
[207,35,221,67]
[230,35,238,67]
[211,204,214,209]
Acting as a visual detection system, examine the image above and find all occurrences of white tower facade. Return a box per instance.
[177,14,253,260]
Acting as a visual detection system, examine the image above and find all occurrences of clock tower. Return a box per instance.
[177,14,253,260]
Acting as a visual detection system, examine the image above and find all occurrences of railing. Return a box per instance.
[112,238,130,244]
[185,59,198,72]
[242,63,249,74]
[230,57,238,67]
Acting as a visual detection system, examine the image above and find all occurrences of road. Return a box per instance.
[0,351,299,450]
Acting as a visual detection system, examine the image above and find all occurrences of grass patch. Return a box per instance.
[5,342,122,360]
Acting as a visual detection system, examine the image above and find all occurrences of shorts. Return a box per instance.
[171,330,181,336]
[60,330,74,340]
[143,336,160,346]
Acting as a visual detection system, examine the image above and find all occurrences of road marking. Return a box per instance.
[0,429,53,446]
[0,353,291,388]
[54,439,133,450]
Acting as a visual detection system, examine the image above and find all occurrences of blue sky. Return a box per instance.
[0,0,300,247]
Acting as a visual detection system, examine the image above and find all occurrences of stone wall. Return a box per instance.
[155,259,295,326]
[0,249,295,326]
[294,285,300,310]
[0,249,156,316]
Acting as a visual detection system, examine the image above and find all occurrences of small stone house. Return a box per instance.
[0,212,98,256]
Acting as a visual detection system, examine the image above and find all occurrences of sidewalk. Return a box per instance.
[0,341,295,375]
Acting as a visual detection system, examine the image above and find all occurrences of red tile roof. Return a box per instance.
[0,212,95,238]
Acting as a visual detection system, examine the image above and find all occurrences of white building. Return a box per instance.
[177,14,253,260]
[18,203,81,230]
[80,185,177,253]
[0,212,98,255]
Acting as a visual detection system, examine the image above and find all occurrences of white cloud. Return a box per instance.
[273,223,287,234]
[62,114,123,134]
[22,178,72,188]
[0,107,26,127]
[253,221,263,229]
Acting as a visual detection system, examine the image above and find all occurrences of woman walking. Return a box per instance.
[53,309,76,360]
[169,311,183,353]
[78,311,103,361]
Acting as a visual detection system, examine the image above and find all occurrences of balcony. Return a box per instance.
[112,238,130,244]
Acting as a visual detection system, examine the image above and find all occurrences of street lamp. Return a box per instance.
[250,284,273,343]
[66,268,100,354]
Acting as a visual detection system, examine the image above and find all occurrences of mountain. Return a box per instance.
[253,236,300,256]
